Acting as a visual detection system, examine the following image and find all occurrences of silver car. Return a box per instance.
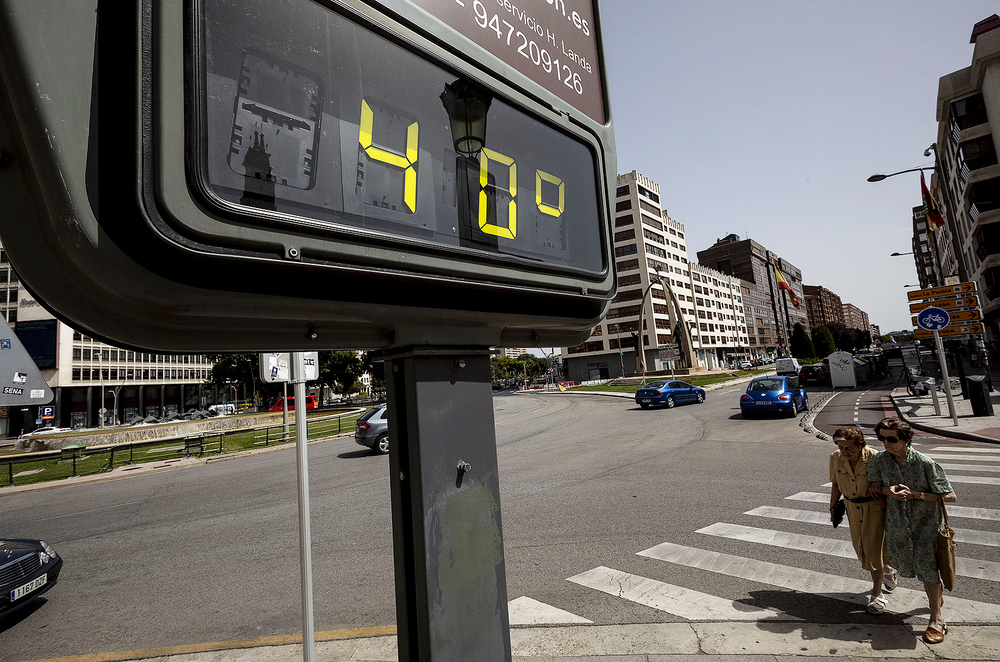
[355,405,389,454]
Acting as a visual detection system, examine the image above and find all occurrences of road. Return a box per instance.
[2,383,998,661]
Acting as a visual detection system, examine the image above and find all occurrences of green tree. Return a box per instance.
[811,325,837,357]
[361,351,386,399]
[205,353,278,407]
[790,323,815,359]
[517,353,550,378]
[319,350,365,396]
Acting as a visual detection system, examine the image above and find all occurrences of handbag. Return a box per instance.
[936,494,957,591]
[831,498,846,529]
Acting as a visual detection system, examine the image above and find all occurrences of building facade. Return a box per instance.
[561,172,749,381]
[934,15,1000,337]
[803,285,845,329]
[697,235,808,356]
[842,303,871,332]
[910,206,941,288]
[0,244,218,435]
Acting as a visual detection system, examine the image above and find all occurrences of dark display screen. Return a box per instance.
[193,0,606,276]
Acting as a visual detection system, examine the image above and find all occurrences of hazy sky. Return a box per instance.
[599,1,997,334]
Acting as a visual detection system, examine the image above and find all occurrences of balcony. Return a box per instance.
[967,177,1000,225]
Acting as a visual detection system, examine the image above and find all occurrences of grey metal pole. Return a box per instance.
[933,330,959,426]
[292,352,315,662]
[283,382,290,441]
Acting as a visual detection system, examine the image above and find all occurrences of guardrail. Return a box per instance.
[2,410,363,488]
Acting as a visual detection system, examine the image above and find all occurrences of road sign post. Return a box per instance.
[916,307,958,426]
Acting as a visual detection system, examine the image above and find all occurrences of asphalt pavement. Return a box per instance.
[6,367,1000,662]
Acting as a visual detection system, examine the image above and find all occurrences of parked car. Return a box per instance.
[775,357,801,376]
[635,380,706,409]
[1,539,63,617]
[355,405,389,454]
[740,376,808,418]
[739,360,754,370]
[798,364,831,386]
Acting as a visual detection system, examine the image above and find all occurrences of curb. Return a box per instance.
[889,389,1000,446]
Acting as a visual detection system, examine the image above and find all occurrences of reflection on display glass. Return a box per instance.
[195,0,605,275]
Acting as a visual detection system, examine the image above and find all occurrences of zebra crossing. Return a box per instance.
[509,443,1000,626]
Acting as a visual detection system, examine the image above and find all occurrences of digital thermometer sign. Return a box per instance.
[192,0,605,276]
[0,0,616,351]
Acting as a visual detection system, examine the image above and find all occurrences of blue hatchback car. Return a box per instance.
[635,380,706,409]
[740,376,808,418]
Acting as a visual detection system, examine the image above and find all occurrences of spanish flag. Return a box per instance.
[921,172,946,229]
[775,266,800,308]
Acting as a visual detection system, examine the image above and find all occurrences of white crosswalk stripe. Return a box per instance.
[637,542,1000,622]
[939,463,1000,473]
[785,492,1000,521]
[946,474,1000,485]
[929,446,1000,454]
[508,596,592,625]
[697,521,1000,582]
[923,454,1000,462]
[567,566,797,621]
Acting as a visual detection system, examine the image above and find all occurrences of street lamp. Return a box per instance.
[866,166,934,182]
[890,251,914,257]
[106,389,118,426]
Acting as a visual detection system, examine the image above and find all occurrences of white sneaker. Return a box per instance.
[883,569,898,592]
[867,595,888,614]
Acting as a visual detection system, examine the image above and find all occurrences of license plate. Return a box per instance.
[641,399,651,403]
[755,401,771,405]
[11,573,46,601]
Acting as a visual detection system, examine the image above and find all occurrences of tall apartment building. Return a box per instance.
[697,235,808,356]
[803,285,845,329]
[842,303,871,332]
[934,14,1000,338]
[497,347,530,359]
[0,244,217,434]
[910,205,941,288]
[560,172,749,381]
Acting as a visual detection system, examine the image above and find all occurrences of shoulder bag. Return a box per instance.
[937,494,957,591]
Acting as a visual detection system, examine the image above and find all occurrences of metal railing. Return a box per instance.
[3,410,363,487]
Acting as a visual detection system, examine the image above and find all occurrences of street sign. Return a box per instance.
[909,296,978,313]
[912,309,982,326]
[916,306,950,331]
[907,282,977,301]
[0,317,53,406]
[260,352,319,383]
[40,405,55,420]
[914,323,984,339]
[0,0,617,351]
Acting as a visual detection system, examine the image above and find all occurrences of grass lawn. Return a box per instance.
[1,410,365,488]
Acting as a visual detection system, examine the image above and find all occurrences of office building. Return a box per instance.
[697,235,808,356]
[0,244,216,434]
[803,285,845,329]
[561,172,749,381]
[934,14,1000,337]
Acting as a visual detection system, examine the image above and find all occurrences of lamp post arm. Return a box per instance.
[867,167,934,182]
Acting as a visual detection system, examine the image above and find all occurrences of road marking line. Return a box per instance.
[508,596,592,625]
[947,474,1000,485]
[926,454,1000,463]
[20,627,397,662]
[638,542,1000,622]
[930,446,1000,454]
[698,522,1000,582]
[939,463,1000,473]
[567,565,796,621]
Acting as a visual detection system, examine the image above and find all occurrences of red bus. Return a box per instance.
[269,394,318,411]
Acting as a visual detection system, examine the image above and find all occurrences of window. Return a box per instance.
[72,368,81,381]
[615,200,632,212]
[82,368,90,380]
[614,229,635,242]
[616,258,639,272]
[616,184,629,197]
[615,244,637,257]
[637,185,659,204]
[73,348,81,360]
[83,348,91,361]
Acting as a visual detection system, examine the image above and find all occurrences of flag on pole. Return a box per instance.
[775,265,800,308]
[921,172,946,228]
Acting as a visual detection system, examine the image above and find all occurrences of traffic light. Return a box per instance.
[0,0,617,351]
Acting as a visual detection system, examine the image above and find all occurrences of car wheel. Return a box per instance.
[696,392,705,404]
[374,433,389,454]
[665,395,675,408]
[640,403,650,409]
[788,401,798,417]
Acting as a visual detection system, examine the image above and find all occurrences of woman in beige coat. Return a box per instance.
[829,426,897,613]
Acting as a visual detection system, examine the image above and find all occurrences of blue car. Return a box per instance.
[635,380,706,409]
[740,376,808,418]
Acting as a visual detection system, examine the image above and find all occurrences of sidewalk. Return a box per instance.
[888,359,1000,445]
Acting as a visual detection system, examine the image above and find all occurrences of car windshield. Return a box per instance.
[749,379,784,391]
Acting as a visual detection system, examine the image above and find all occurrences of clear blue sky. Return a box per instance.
[599,1,997,335]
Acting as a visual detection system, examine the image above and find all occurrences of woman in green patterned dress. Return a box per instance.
[868,417,956,644]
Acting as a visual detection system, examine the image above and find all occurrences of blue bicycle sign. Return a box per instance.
[916,306,950,331]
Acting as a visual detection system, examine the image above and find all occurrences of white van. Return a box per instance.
[775,357,801,376]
